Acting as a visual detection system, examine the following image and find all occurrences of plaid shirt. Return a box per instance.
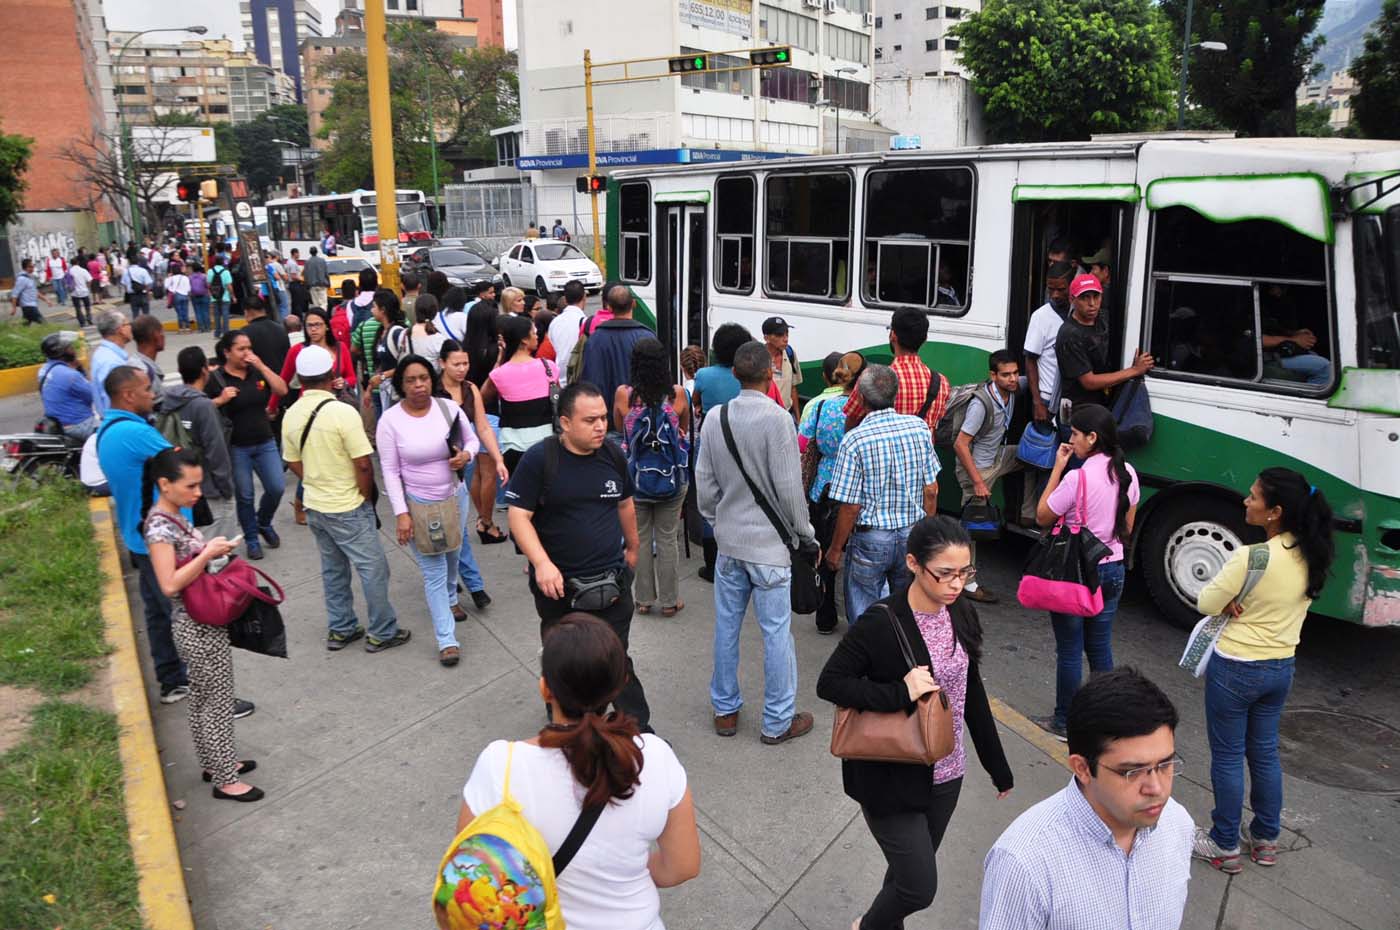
[844,353,950,430]
[980,778,1194,930]
[827,408,940,528]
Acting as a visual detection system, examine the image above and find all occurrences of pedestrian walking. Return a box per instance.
[208,255,234,336]
[695,341,816,745]
[1191,468,1334,874]
[141,447,264,803]
[303,245,330,310]
[690,322,756,582]
[165,346,237,539]
[271,308,356,416]
[981,668,1193,930]
[798,351,862,632]
[68,256,94,326]
[187,260,212,333]
[1031,403,1140,741]
[824,364,941,626]
[44,248,69,304]
[166,260,192,332]
[453,615,699,930]
[506,382,652,732]
[9,259,52,324]
[207,331,289,561]
[378,355,479,667]
[282,344,409,653]
[404,292,449,365]
[437,339,503,610]
[37,332,98,439]
[363,288,409,419]
[818,516,1013,930]
[547,280,588,384]
[580,286,653,441]
[123,259,154,317]
[90,310,136,415]
[614,337,690,618]
[241,295,291,380]
[481,313,559,476]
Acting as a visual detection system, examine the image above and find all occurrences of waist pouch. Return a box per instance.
[566,569,623,612]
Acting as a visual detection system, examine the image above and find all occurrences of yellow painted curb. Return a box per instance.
[0,363,41,399]
[91,499,196,930]
[989,695,1071,770]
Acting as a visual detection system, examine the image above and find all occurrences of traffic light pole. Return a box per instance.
[584,50,603,272]
[365,0,401,293]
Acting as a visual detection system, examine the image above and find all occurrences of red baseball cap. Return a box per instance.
[1070,273,1103,298]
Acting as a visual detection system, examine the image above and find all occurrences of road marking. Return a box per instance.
[989,696,1071,769]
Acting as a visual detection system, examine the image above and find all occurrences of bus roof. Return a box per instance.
[264,189,424,206]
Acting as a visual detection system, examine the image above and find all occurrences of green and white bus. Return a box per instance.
[604,137,1400,629]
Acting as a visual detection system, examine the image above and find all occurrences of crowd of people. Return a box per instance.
[36,242,1338,928]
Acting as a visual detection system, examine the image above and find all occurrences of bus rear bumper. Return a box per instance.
[1363,564,1400,627]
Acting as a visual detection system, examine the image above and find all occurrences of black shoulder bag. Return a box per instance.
[718,405,823,615]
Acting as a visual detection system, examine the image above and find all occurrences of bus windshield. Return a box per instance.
[1355,204,1400,369]
[360,202,432,240]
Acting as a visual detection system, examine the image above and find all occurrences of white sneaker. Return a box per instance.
[1191,826,1242,874]
[160,684,190,704]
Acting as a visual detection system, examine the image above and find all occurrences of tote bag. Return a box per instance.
[1178,544,1270,677]
[1016,474,1112,617]
[146,512,285,626]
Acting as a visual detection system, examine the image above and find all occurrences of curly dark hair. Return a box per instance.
[628,337,672,407]
[709,322,754,368]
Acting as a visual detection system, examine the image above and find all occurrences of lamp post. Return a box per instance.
[113,25,208,243]
[398,28,441,198]
[830,65,857,153]
[271,139,304,194]
[1175,0,1228,130]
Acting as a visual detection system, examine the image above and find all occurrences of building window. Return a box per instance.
[680,47,753,95]
[386,0,398,8]
[943,37,960,50]
[893,44,902,52]
[926,6,939,18]
[925,39,937,51]
[715,176,756,293]
[823,75,870,112]
[863,166,975,312]
[406,0,417,9]
[759,4,818,52]
[761,66,815,104]
[874,15,882,27]
[894,12,902,19]
[945,5,963,18]
[824,24,871,63]
[1147,206,1333,393]
[765,172,852,301]
[619,181,651,284]
[875,47,883,59]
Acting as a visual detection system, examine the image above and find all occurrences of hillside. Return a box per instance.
[1314,0,1383,76]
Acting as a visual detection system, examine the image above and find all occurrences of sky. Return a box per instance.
[104,0,517,49]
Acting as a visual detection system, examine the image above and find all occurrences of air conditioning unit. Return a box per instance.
[864,11,875,26]
[826,0,838,11]
[804,0,822,8]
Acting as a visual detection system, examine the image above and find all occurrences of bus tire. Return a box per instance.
[1139,495,1251,630]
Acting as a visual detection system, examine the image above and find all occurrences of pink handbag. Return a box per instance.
[147,512,285,626]
[1016,471,1110,617]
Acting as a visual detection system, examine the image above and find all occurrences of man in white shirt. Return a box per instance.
[1023,260,1075,425]
[44,249,69,304]
[547,280,588,385]
[68,258,94,326]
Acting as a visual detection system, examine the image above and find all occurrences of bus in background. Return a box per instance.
[265,189,433,264]
[604,137,1400,630]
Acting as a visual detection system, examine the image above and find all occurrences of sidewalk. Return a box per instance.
[121,498,1399,930]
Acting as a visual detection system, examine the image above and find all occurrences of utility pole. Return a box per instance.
[584,50,602,271]
[365,0,401,292]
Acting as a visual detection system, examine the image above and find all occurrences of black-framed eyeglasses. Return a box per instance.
[921,565,977,585]
[1099,757,1184,783]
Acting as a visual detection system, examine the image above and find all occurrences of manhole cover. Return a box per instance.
[1278,708,1400,794]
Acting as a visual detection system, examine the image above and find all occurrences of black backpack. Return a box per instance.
[209,267,226,302]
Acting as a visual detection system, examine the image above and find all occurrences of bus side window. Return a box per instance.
[862,166,974,313]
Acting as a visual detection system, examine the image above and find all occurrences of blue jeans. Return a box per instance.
[212,300,230,335]
[1279,352,1331,386]
[404,490,462,651]
[1050,558,1126,728]
[61,414,100,441]
[52,278,68,304]
[173,294,190,329]
[843,526,913,625]
[277,288,291,320]
[711,554,797,739]
[230,439,286,540]
[1205,653,1294,848]
[305,501,398,640]
[191,294,211,332]
[455,482,484,593]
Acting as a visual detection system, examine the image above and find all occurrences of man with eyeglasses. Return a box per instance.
[979,667,1195,930]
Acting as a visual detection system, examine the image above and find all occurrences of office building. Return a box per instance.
[460,0,505,47]
[873,0,978,78]
[229,57,299,123]
[870,0,985,149]
[240,0,324,100]
[1297,69,1360,132]
[110,34,235,125]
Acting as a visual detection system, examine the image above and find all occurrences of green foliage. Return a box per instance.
[1295,101,1335,137]
[316,26,519,193]
[0,124,34,230]
[151,111,203,128]
[1161,0,1326,136]
[233,104,310,197]
[214,121,242,165]
[1349,0,1400,140]
[0,320,65,370]
[952,0,1175,142]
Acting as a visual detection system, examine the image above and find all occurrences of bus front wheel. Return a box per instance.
[1139,496,1251,630]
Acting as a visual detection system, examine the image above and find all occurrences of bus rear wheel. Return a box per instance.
[1139,496,1251,630]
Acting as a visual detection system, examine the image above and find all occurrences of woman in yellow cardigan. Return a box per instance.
[1191,467,1334,875]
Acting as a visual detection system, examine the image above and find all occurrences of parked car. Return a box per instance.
[498,239,603,296]
[326,256,375,296]
[431,237,498,266]
[406,247,501,290]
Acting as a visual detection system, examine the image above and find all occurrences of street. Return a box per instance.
[3,321,1397,930]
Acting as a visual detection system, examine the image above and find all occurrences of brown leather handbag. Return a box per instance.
[830,605,955,766]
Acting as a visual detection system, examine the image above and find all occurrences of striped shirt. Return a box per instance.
[980,778,1194,930]
[827,408,940,529]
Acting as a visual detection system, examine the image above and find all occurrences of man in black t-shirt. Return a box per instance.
[1055,272,1153,417]
[507,381,650,730]
[242,295,291,380]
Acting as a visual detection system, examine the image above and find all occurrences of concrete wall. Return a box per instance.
[873,74,985,149]
[6,210,99,271]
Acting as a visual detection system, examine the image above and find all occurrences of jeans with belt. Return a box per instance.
[1205,653,1295,847]
[843,525,913,625]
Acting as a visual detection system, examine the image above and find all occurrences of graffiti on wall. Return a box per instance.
[13,230,79,267]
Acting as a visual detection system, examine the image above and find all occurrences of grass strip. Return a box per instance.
[0,320,66,370]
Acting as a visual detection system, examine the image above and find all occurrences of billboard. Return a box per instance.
[130,126,218,164]
[678,0,752,37]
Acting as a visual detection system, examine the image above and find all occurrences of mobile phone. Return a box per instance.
[228,533,245,546]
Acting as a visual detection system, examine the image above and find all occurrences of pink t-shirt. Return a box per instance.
[1046,453,1140,562]
[375,399,479,514]
[488,358,558,401]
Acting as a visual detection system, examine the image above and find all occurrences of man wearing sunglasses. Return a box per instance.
[979,667,1195,929]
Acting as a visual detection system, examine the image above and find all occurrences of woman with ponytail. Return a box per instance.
[142,447,263,802]
[457,615,700,929]
[1033,403,1141,740]
[1191,468,1334,874]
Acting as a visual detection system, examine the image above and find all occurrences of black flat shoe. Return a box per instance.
[212,785,265,802]
[203,760,257,782]
[471,589,492,610]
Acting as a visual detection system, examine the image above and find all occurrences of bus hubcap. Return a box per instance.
[1163,520,1245,610]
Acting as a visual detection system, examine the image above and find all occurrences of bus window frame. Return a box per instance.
[619,180,653,286]
[861,163,977,318]
[762,167,855,306]
[1142,210,1339,397]
[714,173,757,296]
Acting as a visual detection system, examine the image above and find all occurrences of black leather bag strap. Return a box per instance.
[877,603,949,709]
[916,370,942,420]
[719,405,794,550]
[552,803,605,875]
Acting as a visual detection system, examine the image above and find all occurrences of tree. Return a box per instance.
[1295,101,1335,137]
[152,111,203,128]
[234,105,309,198]
[952,0,1174,142]
[57,125,192,235]
[315,25,519,192]
[0,125,33,230]
[1161,0,1326,137]
[1350,0,1400,140]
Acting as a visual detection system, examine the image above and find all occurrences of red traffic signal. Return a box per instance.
[175,178,201,203]
[575,175,606,194]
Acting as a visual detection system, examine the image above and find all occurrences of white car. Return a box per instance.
[498,238,603,296]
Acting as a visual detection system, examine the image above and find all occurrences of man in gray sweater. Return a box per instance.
[697,341,817,746]
[164,346,237,538]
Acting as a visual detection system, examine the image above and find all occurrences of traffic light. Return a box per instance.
[575,175,606,194]
[668,53,708,73]
[199,179,218,201]
[175,178,200,203]
[750,46,792,67]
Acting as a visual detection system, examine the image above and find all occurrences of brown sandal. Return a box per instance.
[439,646,460,667]
[661,601,684,618]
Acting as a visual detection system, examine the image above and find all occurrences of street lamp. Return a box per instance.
[821,65,859,153]
[271,139,304,193]
[1176,0,1228,130]
[114,25,209,243]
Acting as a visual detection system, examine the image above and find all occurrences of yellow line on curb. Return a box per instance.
[0,363,42,400]
[90,498,196,930]
[989,695,1071,770]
